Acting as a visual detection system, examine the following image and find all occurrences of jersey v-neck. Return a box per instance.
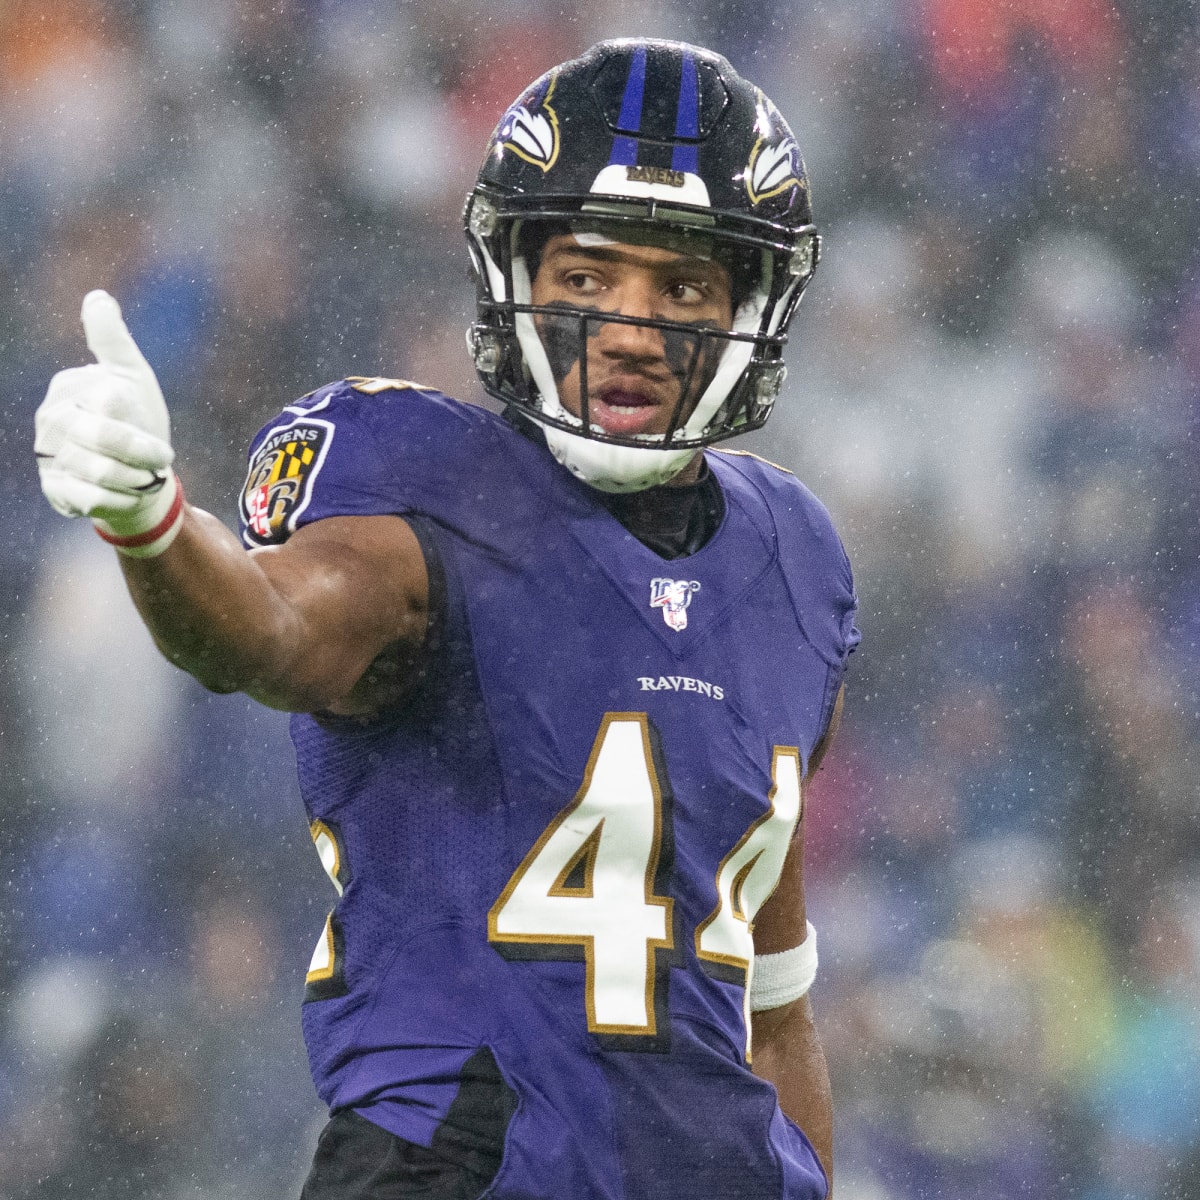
[505,409,725,560]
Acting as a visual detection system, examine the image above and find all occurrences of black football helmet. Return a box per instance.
[464,39,819,491]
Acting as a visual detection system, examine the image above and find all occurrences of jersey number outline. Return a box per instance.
[488,713,676,1037]
[695,746,803,1053]
[306,817,352,1001]
[488,713,803,1044]
[695,746,803,977]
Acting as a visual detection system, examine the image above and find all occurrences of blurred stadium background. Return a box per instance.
[2,0,1199,1196]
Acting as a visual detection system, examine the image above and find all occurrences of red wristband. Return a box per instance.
[95,476,185,549]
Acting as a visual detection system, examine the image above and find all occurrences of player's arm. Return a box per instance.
[35,291,429,715]
[749,684,845,1194]
[122,509,428,713]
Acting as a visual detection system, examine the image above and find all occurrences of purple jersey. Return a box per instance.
[239,378,859,1200]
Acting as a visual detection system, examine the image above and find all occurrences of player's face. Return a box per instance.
[530,233,734,439]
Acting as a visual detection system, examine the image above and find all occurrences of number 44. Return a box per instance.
[488,713,803,1041]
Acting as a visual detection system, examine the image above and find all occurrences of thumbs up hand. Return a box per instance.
[36,291,185,557]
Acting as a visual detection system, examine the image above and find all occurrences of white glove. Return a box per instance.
[36,290,185,557]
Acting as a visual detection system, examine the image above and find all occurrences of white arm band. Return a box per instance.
[749,921,818,1012]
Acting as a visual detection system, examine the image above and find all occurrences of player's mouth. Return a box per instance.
[587,386,667,437]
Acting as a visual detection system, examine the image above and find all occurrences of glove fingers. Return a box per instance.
[34,364,112,456]
[81,290,151,377]
[37,463,87,517]
[68,410,175,471]
[38,465,143,519]
[53,441,164,496]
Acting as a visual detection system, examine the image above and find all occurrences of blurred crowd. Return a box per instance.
[2,0,1199,1197]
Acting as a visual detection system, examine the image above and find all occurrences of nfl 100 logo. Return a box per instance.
[650,578,700,632]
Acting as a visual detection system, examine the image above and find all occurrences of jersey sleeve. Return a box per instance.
[238,379,410,547]
[796,489,859,670]
[783,482,858,744]
[830,533,861,666]
[718,451,860,669]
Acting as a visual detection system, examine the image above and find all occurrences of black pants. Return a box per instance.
[300,1109,497,1200]
[302,1049,515,1200]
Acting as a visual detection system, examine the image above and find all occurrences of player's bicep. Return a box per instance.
[247,514,430,711]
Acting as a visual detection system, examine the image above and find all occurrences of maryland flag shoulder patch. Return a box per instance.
[240,419,333,545]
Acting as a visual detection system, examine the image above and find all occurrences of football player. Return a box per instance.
[36,40,858,1200]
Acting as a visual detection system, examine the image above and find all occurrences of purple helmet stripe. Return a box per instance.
[671,53,700,174]
[608,45,647,167]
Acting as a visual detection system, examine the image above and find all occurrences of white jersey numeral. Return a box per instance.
[488,713,674,1035]
[694,747,803,1054]
[695,747,803,975]
[307,818,349,993]
[490,716,806,1044]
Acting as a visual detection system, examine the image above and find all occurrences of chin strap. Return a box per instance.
[542,424,696,492]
